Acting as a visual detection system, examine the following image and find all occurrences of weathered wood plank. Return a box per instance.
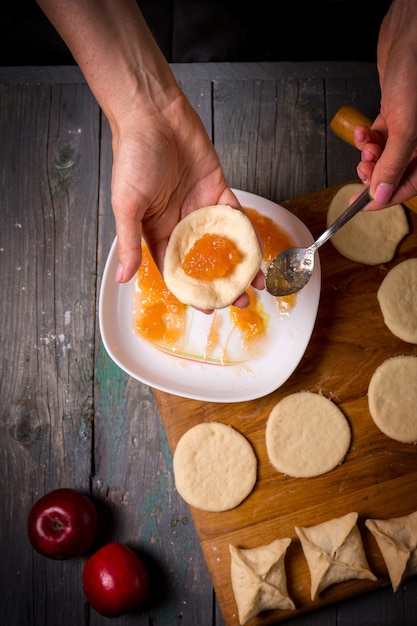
[93,115,216,625]
[213,75,324,201]
[0,61,378,85]
[0,81,100,623]
[178,58,378,205]
[173,62,379,82]
[326,74,381,188]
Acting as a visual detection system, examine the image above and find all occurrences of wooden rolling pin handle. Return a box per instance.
[330,104,417,213]
[330,105,373,148]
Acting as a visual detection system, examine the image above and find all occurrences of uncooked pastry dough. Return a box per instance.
[368,355,417,443]
[173,422,257,512]
[229,538,295,625]
[326,183,408,264]
[295,512,377,601]
[265,392,351,478]
[366,510,417,592]
[377,258,417,343]
[164,205,262,309]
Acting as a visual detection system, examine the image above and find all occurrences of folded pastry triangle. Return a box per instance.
[229,538,295,625]
[366,510,417,592]
[295,512,377,600]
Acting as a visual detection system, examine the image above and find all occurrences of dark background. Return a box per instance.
[1,1,393,65]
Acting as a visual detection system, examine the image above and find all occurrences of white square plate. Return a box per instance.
[99,189,320,402]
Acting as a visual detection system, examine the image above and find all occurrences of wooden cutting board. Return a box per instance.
[153,182,417,625]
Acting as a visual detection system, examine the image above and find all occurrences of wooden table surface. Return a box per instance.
[1,62,416,626]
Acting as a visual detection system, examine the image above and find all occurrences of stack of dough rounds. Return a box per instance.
[368,355,417,443]
[326,183,409,264]
[377,258,417,343]
[163,205,262,309]
[173,422,257,512]
[265,391,351,478]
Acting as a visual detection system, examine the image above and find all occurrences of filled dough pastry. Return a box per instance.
[265,391,351,478]
[377,258,417,344]
[173,422,257,512]
[326,183,408,264]
[366,510,417,592]
[295,512,376,600]
[368,355,417,443]
[164,205,262,309]
[229,538,295,625]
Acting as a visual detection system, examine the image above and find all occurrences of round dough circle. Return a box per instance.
[265,392,351,478]
[173,422,257,512]
[368,355,417,443]
[377,258,417,343]
[163,205,262,309]
[326,183,408,264]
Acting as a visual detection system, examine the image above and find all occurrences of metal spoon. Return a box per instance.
[265,187,371,296]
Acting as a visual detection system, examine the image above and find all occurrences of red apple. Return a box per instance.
[82,542,149,618]
[27,488,98,559]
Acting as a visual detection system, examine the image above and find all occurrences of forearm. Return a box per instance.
[35,0,242,289]
[36,0,181,129]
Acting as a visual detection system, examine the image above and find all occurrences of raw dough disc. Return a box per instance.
[163,205,262,309]
[173,422,257,512]
[265,391,351,478]
[377,258,417,343]
[326,183,409,264]
[368,355,417,443]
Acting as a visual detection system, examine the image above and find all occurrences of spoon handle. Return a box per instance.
[311,187,371,251]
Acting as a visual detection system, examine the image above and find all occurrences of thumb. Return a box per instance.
[112,198,144,283]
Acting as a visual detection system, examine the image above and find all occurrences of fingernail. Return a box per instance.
[363,148,375,162]
[374,182,394,205]
[356,166,368,184]
[115,262,123,282]
[354,128,366,143]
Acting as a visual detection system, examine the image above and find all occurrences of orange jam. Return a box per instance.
[244,207,297,312]
[229,288,269,343]
[244,207,294,264]
[204,311,222,358]
[133,244,186,345]
[181,233,241,281]
[133,208,297,354]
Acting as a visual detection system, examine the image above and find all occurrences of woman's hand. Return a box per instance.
[36,0,264,307]
[354,0,417,209]
[110,92,265,306]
